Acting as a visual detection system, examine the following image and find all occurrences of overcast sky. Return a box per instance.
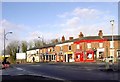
[0,1,119,54]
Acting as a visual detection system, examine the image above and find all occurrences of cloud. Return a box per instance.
[57,12,69,18]
[56,7,118,40]
[72,8,101,18]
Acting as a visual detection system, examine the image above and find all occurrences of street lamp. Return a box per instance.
[4,29,13,58]
[38,36,44,46]
[110,20,114,42]
[110,20,114,62]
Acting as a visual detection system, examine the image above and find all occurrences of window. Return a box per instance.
[37,51,39,54]
[87,43,91,48]
[60,46,62,51]
[54,55,56,60]
[50,49,51,52]
[110,41,114,48]
[87,53,92,59]
[110,49,114,57]
[53,48,55,51]
[68,45,71,50]
[46,55,48,60]
[99,43,103,48]
[40,50,42,53]
[77,44,80,49]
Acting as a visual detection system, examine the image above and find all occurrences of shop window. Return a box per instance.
[78,55,80,59]
[69,54,72,59]
[46,55,48,60]
[99,52,104,59]
[54,55,56,60]
[87,53,93,59]
[52,55,53,60]
[68,45,71,50]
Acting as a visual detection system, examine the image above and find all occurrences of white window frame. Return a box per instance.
[110,49,114,57]
[110,41,114,48]
[60,46,63,51]
[77,44,80,49]
[99,43,103,48]
[87,43,91,49]
[68,45,72,51]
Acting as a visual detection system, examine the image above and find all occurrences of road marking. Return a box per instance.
[14,67,66,81]
[16,67,24,71]
[28,73,66,81]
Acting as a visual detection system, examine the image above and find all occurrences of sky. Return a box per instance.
[0,1,119,54]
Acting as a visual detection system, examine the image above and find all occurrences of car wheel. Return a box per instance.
[112,65,118,71]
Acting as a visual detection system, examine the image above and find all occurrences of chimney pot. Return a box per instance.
[69,37,73,40]
[98,30,103,38]
[62,36,65,42]
[79,32,84,38]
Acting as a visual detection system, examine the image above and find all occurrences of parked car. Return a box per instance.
[2,57,10,69]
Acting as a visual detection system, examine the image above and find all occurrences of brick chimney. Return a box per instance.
[54,39,58,43]
[62,36,65,42]
[98,30,103,38]
[69,37,73,40]
[79,32,84,38]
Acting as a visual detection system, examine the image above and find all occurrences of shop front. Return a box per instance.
[56,52,64,62]
[75,51,84,62]
[64,52,74,62]
[75,50,95,62]
[85,50,95,62]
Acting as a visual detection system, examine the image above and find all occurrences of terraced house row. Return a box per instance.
[26,30,120,63]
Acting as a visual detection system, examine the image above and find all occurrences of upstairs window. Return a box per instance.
[110,41,114,48]
[68,45,71,50]
[60,46,62,51]
[99,43,103,48]
[77,44,80,49]
[87,43,91,49]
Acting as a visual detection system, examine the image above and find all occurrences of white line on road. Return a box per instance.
[14,67,66,81]
[16,67,24,71]
[28,73,66,81]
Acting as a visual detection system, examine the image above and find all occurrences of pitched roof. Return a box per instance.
[27,35,120,51]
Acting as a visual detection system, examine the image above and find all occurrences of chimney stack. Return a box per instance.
[54,39,58,43]
[98,30,103,38]
[79,32,84,38]
[69,37,73,40]
[62,35,65,42]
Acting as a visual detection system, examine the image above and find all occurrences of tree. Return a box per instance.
[21,41,27,53]
[33,39,46,48]
[5,40,19,63]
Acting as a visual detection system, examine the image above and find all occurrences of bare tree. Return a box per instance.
[5,40,19,63]
[21,41,27,53]
[34,39,44,48]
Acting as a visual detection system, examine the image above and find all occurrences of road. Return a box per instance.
[1,62,119,81]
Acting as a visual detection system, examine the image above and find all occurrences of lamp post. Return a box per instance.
[110,20,114,42]
[38,36,44,46]
[3,29,12,58]
[110,20,114,62]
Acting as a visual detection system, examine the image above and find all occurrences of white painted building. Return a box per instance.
[26,49,40,62]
